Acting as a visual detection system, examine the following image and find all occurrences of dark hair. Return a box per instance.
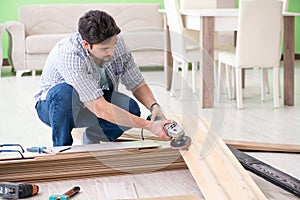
[78,10,121,45]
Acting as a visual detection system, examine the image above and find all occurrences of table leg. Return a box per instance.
[283,16,295,106]
[202,17,215,108]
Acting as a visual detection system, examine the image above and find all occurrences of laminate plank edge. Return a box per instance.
[224,140,300,153]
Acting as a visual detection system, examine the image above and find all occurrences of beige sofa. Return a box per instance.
[5,4,165,77]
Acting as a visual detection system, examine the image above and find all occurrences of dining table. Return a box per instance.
[161,8,299,108]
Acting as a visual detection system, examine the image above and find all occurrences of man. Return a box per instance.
[34,10,171,146]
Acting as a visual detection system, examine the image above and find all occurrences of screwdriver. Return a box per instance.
[26,146,47,153]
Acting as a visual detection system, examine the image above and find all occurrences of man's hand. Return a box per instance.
[150,103,167,121]
[145,119,172,140]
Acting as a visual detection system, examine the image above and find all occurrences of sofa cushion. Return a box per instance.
[26,34,69,54]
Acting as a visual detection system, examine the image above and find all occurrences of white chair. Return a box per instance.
[164,0,201,96]
[261,0,289,95]
[217,0,283,109]
[0,23,5,77]
[282,0,289,12]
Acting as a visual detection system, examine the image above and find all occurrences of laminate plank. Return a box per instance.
[224,140,300,153]
[139,195,203,200]
[96,182,138,199]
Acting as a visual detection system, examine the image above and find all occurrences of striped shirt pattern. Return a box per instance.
[34,32,144,103]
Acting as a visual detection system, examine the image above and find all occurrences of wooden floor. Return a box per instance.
[0,61,299,199]
[25,169,202,199]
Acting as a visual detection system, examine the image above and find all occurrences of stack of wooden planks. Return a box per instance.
[0,141,187,183]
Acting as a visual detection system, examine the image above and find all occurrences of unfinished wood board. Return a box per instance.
[176,115,267,200]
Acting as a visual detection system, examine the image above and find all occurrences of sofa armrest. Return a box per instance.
[5,21,26,70]
[0,23,5,68]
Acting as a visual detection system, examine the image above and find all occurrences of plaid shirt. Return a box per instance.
[34,32,144,103]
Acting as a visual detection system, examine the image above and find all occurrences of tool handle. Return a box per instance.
[63,186,80,197]
[146,114,162,121]
[19,183,39,198]
[26,146,46,153]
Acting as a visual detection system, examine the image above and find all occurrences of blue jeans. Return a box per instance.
[35,83,141,146]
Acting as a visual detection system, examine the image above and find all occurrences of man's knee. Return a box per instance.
[49,83,80,112]
[52,83,75,102]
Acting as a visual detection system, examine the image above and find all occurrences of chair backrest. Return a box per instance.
[164,0,186,58]
[236,0,283,68]
[282,0,289,12]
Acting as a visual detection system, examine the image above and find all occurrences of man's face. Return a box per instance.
[83,35,117,63]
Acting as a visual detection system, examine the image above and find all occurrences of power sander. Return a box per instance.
[163,120,192,150]
[0,182,39,199]
[147,115,192,150]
